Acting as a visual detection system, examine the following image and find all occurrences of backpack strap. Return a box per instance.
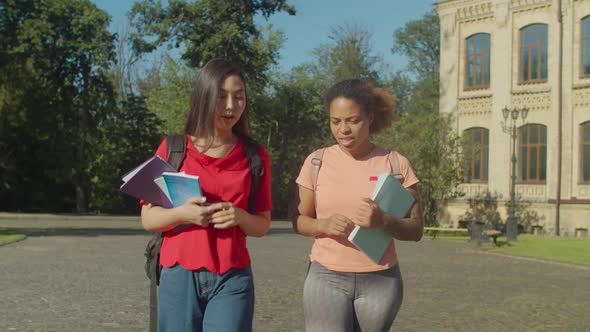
[241,135,263,213]
[310,148,325,216]
[310,148,325,191]
[166,134,187,171]
[388,150,403,182]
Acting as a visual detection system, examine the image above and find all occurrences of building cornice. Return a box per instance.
[457,2,494,21]
[511,85,552,94]
[573,81,590,90]
[436,0,489,12]
[436,1,495,21]
[437,0,556,21]
[511,0,553,13]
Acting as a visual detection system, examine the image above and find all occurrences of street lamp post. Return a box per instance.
[501,106,528,242]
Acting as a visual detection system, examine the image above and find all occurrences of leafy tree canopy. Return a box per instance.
[128,0,295,89]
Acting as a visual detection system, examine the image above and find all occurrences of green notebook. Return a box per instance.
[347,172,415,263]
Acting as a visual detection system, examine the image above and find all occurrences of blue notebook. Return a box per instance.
[348,172,415,263]
[158,172,202,207]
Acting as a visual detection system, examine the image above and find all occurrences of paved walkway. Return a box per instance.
[0,215,589,331]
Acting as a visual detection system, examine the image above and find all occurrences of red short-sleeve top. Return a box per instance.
[152,135,272,274]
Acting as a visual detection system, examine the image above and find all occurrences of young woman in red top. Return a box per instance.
[141,59,272,332]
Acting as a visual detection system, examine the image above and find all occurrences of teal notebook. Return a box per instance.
[348,172,415,263]
[156,172,202,207]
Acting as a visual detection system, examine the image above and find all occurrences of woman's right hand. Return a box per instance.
[317,214,353,237]
[178,197,212,227]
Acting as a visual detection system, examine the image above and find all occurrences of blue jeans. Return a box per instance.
[158,264,254,332]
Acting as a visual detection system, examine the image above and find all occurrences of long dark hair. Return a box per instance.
[324,79,396,134]
[184,58,251,143]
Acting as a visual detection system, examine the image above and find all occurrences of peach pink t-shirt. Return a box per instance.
[296,144,419,272]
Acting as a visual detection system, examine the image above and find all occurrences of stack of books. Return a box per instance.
[119,156,202,208]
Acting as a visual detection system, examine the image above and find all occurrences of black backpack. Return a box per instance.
[145,134,263,332]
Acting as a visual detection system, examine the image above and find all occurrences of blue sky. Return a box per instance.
[94,0,437,73]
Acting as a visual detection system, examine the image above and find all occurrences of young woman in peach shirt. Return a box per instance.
[292,79,423,332]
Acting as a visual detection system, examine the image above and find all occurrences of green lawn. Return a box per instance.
[490,235,590,265]
[0,228,26,246]
[424,231,590,265]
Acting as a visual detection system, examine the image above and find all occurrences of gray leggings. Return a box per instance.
[303,262,403,332]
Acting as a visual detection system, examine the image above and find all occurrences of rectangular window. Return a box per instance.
[465,34,491,89]
[463,128,489,182]
[581,123,590,182]
[520,24,548,83]
[582,17,590,77]
[518,124,547,183]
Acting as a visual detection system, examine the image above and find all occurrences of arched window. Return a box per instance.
[463,127,489,182]
[582,16,590,77]
[465,33,491,89]
[520,24,548,82]
[581,122,590,182]
[518,124,547,183]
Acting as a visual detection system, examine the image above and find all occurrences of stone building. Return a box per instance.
[435,0,590,236]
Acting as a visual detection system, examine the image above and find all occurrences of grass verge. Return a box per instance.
[489,234,590,265]
[0,228,26,246]
[425,231,590,265]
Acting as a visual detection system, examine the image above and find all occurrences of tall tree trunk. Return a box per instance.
[0,103,4,138]
[76,58,90,213]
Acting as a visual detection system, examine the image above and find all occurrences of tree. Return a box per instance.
[258,67,328,216]
[390,10,440,116]
[392,10,440,81]
[108,24,142,98]
[128,0,295,90]
[144,56,196,135]
[311,22,386,86]
[87,95,163,213]
[0,0,117,212]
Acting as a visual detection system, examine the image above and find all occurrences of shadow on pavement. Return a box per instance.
[6,228,150,237]
[266,227,295,236]
[5,227,296,237]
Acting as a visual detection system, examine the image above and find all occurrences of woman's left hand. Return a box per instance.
[354,198,384,228]
[209,202,246,229]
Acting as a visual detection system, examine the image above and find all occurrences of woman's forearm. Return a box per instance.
[382,185,423,241]
[292,214,324,237]
[382,214,423,241]
[238,211,271,237]
[141,205,187,232]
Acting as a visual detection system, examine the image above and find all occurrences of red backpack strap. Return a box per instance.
[388,150,403,182]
